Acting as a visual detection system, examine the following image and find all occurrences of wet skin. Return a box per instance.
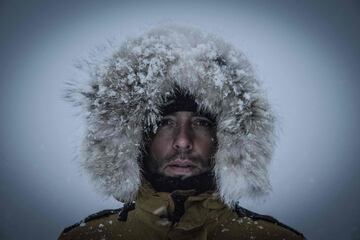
[147,111,217,178]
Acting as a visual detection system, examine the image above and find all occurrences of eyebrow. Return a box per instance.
[192,115,212,121]
[161,115,176,119]
[161,113,213,122]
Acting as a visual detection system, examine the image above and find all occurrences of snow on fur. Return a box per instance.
[66,25,276,207]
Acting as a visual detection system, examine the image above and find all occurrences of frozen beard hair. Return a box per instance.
[143,171,216,194]
[142,88,217,193]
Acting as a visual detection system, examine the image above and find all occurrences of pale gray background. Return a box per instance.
[1,0,359,239]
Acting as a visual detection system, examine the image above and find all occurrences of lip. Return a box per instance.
[166,159,196,167]
[164,159,198,176]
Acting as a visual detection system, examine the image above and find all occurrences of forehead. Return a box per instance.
[163,111,209,120]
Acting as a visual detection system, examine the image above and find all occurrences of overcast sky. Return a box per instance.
[1,0,360,239]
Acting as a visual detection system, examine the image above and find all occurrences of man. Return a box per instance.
[59,26,305,239]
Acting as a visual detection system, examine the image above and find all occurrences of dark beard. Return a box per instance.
[143,170,216,194]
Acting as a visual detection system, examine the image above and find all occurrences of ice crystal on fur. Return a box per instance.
[66,25,276,207]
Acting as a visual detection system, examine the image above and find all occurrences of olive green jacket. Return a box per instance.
[59,183,305,240]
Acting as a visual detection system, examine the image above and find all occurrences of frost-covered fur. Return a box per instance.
[66,26,276,207]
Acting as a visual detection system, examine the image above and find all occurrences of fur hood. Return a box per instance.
[67,26,276,207]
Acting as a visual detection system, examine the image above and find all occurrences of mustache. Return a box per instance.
[163,151,201,163]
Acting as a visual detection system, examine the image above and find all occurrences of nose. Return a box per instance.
[173,124,193,151]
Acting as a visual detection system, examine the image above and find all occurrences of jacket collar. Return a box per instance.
[135,181,225,231]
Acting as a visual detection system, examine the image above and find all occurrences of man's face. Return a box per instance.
[147,111,217,178]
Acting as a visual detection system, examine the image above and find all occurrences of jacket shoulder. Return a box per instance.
[234,205,306,239]
[61,208,121,234]
[58,203,135,240]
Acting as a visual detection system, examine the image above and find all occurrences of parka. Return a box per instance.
[59,182,304,240]
[61,25,305,239]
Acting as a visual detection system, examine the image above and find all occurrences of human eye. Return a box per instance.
[192,118,213,128]
[158,118,176,128]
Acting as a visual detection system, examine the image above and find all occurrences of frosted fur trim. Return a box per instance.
[66,25,276,206]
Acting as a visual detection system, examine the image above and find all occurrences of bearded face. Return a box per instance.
[145,111,217,179]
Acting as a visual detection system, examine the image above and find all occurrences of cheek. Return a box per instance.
[195,133,217,157]
[150,133,173,159]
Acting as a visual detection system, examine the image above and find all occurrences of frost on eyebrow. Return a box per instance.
[191,115,216,129]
